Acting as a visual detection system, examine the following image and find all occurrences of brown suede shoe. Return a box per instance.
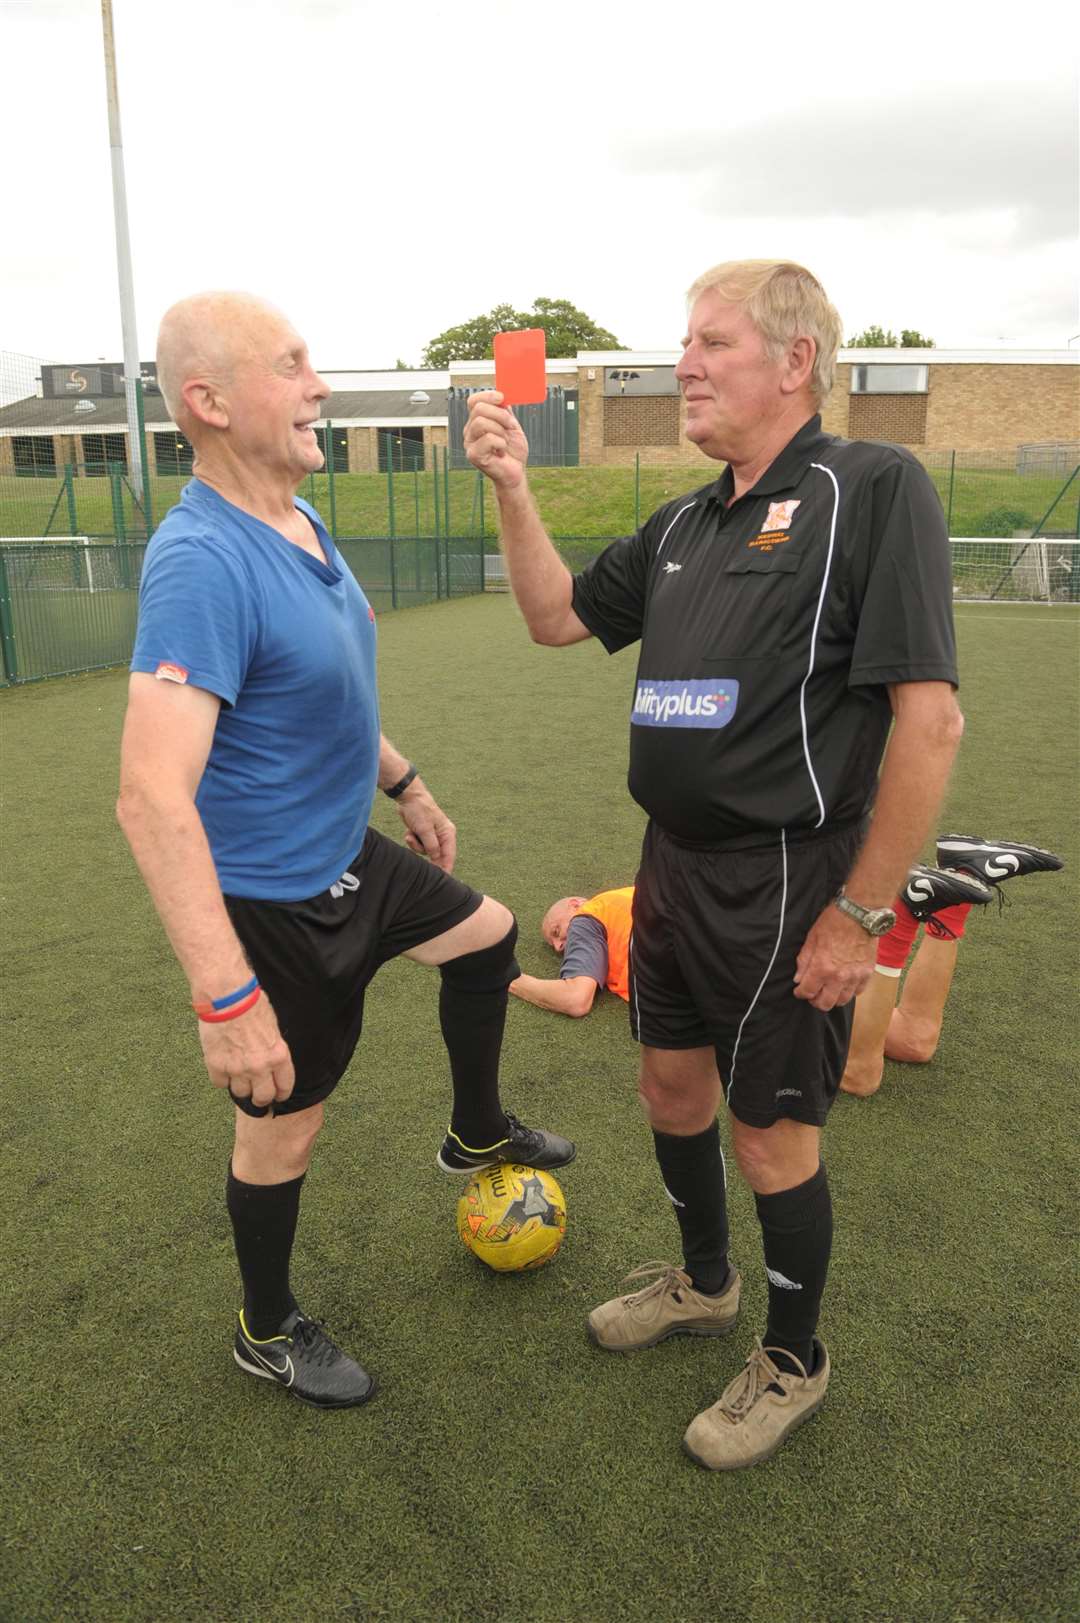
[587,1262,741,1352]
[682,1338,830,1469]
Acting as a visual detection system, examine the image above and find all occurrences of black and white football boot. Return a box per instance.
[234,1309,375,1408]
[437,1112,576,1175]
[936,835,1065,885]
[901,863,995,922]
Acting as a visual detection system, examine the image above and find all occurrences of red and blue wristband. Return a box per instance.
[192,975,261,1023]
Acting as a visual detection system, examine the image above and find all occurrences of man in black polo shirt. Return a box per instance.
[464,259,962,1469]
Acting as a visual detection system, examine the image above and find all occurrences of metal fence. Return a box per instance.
[4,345,1078,545]
[4,529,1076,690]
[0,444,486,548]
[0,533,488,686]
[3,439,1078,550]
[2,363,1078,686]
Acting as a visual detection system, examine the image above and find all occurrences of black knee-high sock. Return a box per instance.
[439,920,519,1146]
[754,1162,832,1374]
[652,1125,730,1293]
[225,1165,304,1339]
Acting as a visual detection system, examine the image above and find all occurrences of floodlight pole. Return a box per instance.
[101,0,144,505]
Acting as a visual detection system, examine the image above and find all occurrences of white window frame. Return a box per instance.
[850,364,929,395]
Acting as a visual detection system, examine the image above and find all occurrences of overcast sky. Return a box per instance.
[3,0,1078,372]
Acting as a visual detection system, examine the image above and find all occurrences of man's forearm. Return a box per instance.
[494,483,579,645]
[845,697,963,906]
[118,789,251,1000]
[378,735,413,790]
[510,973,597,1017]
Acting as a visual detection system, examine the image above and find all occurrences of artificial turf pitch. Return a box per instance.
[2,594,1077,1622]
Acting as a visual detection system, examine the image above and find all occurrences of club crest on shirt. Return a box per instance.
[749,498,802,552]
[765,500,800,530]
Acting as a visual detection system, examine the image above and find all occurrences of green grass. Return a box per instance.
[2,598,1078,1621]
[2,457,1076,545]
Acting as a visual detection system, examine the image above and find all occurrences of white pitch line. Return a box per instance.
[955,614,1080,625]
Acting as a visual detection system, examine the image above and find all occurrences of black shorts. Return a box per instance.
[223,827,483,1117]
[628,819,864,1129]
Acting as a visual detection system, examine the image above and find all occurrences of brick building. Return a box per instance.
[1,351,1075,478]
[436,348,1077,468]
[569,348,1078,466]
[0,364,455,479]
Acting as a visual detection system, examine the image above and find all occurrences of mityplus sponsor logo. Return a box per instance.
[631,678,739,728]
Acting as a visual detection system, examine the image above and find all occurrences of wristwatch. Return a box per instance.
[383,764,418,799]
[834,889,897,937]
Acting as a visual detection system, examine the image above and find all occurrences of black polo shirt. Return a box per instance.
[571,415,957,843]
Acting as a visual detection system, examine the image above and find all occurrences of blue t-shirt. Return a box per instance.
[131,479,379,901]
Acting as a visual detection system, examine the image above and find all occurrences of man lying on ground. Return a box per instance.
[510,887,634,1016]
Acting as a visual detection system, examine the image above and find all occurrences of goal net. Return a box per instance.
[950,539,1079,604]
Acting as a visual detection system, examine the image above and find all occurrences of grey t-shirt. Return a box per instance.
[559,913,609,988]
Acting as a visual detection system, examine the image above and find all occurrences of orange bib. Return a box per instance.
[575,887,634,1003]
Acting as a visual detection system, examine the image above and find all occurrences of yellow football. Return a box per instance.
[457,1163,567,1272]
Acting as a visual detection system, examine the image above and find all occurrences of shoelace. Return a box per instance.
[618,1261,686,1305]
[329,870,360,900]
[948,863,1011,915]
[502,1112,540,1150]
[290,1317,341,1367]
[717,1340,809,1422]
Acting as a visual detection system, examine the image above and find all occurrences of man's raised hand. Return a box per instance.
[464,391,529,491]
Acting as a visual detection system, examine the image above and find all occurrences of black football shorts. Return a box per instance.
[628,818,865,1129]
[223,827,482,1117]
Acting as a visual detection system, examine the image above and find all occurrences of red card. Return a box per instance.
[494,328,547,405]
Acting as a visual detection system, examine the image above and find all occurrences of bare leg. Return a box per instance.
[233,1099,325,1182]
[839,971,901,1097]
[728,1116,821,1193]
[403,893,514,965]
[885,934,959,1064]
[638,1044,723,1133]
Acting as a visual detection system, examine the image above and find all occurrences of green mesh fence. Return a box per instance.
[3,345,1077,548]
[2,370,1077,686]
[0,542,144,683]
[0,532,487,687]
[3,449,1077,550]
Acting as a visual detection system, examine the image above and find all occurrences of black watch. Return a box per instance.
[834,890,897,937]
[384,764,418,800]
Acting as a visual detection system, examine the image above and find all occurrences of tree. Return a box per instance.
[847,323,936,348]
[421,297,622,368]
[393,358,411,370]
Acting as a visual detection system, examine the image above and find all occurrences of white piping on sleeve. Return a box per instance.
[800,463,841,828]
[655,502,697,559]
[726,830,788,1110]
